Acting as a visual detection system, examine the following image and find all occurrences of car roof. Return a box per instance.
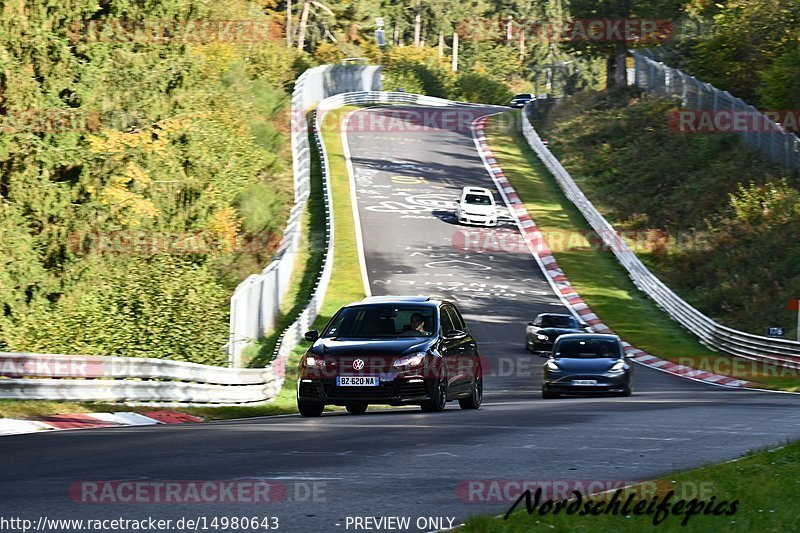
[348,295,441,308]
[554,333,620,342]
[538,313,575,318]
[461,186,492,195]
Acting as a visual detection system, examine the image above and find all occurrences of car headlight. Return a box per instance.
[304,355,325,369]
[393,352,427,368]
[608,360,626,373]
[537,334,549,341]
[545,360,560,372]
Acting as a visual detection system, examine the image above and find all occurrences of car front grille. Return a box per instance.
[398,381,429,398]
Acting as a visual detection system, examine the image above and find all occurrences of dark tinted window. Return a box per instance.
[541,315,579,328]
[464,194,492,205]
[555,339,622,359]
[439,306,455,333]
[447,305,466,331]
[323,305,435,338]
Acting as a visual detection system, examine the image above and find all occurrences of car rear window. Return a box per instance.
[555,339,621,358]
[323,305,436,338]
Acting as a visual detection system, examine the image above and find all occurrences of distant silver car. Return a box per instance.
[509,93,534,108]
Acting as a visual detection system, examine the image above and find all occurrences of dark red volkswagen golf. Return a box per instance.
[296,296,483,417]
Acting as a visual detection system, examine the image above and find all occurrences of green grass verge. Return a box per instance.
[484,112,799,391]
[0,106,367,421]
[462,440,800,532]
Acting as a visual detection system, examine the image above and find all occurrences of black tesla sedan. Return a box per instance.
[296,296,483,417]
[525,313,588,352]
[541,334,634,398]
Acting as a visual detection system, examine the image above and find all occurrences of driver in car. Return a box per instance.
[402,313,430,336]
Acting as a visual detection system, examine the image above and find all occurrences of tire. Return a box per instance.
[618,382,633,397]
[542,388,559,399]
[459,374,483,410]
[345,402,368,415]
[297,400,324,417]
[421,376,447,412]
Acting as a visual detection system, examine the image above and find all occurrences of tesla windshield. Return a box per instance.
[323,305,436,338]
[555,339,622,358]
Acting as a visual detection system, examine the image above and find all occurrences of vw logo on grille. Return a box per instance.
[352,359,365,370]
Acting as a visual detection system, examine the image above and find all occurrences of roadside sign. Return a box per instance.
[375,17,384,28]
[766,327,785,338]
[375,29,386,47]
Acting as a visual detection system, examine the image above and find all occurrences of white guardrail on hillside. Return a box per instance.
[227,65,383,367]
[521,102,800,368]
[0,85,475,404]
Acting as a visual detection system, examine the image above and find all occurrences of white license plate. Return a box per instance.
[572,379,598,386]
[337,376,379,387]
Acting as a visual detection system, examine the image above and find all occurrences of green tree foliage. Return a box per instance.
[0,1,302,363]
[758,40,800,110]
[679,0,800,105]
[451,73,514,105]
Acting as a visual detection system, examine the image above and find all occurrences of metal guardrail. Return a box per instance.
[633,50,800,176]
[520,102,800,368]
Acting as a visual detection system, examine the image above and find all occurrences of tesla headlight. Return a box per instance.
[608,360,626,373]
[537,334,549,341]
[545,360,560,372]
[393,352,426,368]
[304,355,325,369]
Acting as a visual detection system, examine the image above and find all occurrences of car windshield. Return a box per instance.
[541,315,579,328]
[555,339,621,359]
[464,194,492,205]
[514,94,532,99]
[323,305,436,338]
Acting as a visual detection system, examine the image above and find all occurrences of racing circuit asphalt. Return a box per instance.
[2,105,800,532]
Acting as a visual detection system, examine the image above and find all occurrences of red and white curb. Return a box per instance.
[470,115,755,390]
[0,410,203,437]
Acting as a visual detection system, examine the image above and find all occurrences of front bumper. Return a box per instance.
[458,213,497,226]
[543,373,630,394]
[528,338,554,352]
[297,377,434,405]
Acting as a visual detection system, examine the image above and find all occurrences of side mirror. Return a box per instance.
[304,330,319,342]
[579,322,589,329]
[444,329,467,340]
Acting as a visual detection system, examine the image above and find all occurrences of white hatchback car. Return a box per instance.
[457,187,498,226]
